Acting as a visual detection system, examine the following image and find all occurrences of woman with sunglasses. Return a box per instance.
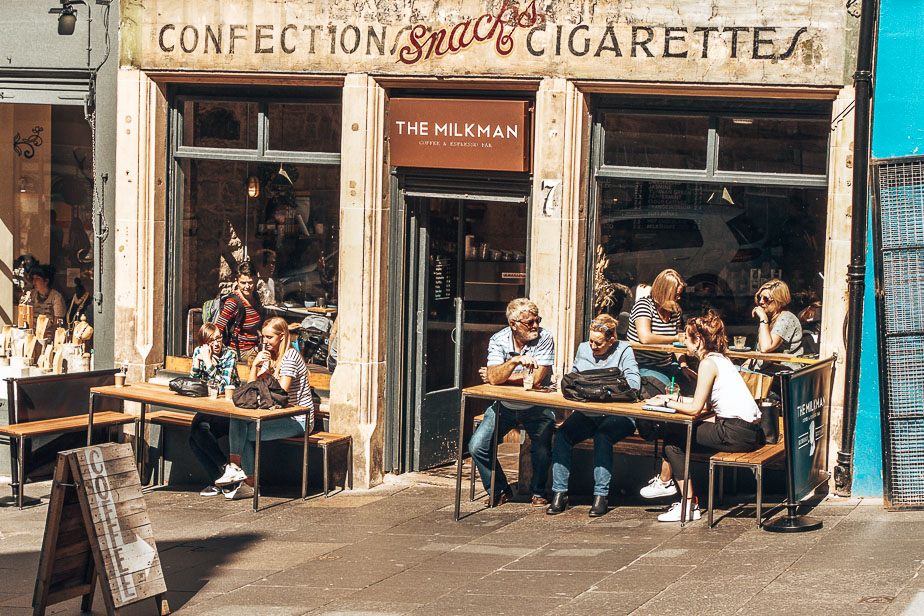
[752,279,803,369]
[547,314,640,517]
[644,311,762,522]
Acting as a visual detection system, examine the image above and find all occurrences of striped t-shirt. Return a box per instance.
[278,347,314,428]
[215,294,263,353]
[626,295,681,367]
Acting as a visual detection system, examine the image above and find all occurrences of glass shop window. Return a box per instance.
[2,104,95,349]
[172,94,341,358]
[593,105,830,337]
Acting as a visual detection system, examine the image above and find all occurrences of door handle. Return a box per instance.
[450,328,457,343]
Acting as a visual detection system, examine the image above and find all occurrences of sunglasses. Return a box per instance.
[589,320,611,333]
[514,316,541,328]
[757,294,774,304]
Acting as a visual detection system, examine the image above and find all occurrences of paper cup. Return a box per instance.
[224,386,236,401]
[114,373,126,387]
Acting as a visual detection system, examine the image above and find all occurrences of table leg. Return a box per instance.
[138,403,147,480]
[453,393,467,521]
[253,418,262,512]
[488,407,499,508]
[17,437,25,509]
[680,422,693,527]
[87,392,96,446]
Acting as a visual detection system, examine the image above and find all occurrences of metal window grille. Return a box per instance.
[873,157,924,508]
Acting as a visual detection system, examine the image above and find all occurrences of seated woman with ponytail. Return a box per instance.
[215,316,314,500]
[643,311,762,522]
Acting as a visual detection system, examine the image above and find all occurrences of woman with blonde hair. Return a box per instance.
[644,311,762,522]
[626,269,693,387]
[752,279,803,365]
[216,317,314,500]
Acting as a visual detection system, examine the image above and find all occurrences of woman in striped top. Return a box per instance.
[626,269,693,390]
[215,261,265,364]
[216,316,314,500]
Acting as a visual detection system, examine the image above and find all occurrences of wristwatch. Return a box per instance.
[759,320,769,324]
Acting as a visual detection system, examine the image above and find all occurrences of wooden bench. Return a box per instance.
[1,369,135,509]
[146,406,352,497]
[708,426,785,528]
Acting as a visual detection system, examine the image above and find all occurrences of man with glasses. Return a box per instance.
[469,298,556,507]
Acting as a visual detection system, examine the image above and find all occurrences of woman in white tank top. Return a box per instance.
[643,311,762,522]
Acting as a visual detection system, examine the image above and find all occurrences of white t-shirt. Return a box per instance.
[278,347,314,428]
[706,353,761,423]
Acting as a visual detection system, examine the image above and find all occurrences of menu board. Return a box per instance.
[432,256,453,301]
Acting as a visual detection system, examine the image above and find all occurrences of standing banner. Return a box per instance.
[765,356,837,533]
[32,443,169,616]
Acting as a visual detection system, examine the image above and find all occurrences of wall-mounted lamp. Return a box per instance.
[247,176,260,198]
[49,0,85,36]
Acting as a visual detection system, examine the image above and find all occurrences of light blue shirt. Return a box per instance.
[487,326,555,410]
[571,340,641,390]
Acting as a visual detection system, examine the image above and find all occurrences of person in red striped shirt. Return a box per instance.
[215,261,265,364]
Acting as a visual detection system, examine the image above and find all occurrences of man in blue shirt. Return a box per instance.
[469,298,556,507]
[547,313,641,517]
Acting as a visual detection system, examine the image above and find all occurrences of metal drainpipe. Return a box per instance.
[834,0,879,497]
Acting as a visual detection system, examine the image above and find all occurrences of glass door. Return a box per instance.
[405,197,464,470]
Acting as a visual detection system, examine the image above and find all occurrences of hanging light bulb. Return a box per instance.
[247,176,260,198]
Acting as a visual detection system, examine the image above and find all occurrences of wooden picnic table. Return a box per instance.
[453,383,713,526]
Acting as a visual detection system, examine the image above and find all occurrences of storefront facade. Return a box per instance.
[118,0,858,489]
[0,2,119,476]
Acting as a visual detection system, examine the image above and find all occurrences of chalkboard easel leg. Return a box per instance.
[155,592,170,615]
[79,568,96,613]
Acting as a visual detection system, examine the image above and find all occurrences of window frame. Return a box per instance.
[166,91,343,356]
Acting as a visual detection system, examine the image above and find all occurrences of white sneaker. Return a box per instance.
[223,482,255,501]
[214,463,247,487]
[658,499,701,522]
[640,475,678,499]
[199,484,221,497]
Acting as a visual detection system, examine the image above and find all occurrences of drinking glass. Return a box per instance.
[522,367,535,390]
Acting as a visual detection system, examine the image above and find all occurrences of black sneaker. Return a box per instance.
[199,484,221,497]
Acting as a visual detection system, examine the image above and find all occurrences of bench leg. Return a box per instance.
[348,439,353,490]
[708,461,715,528]
[159,425,166,488]
[718,466,725,504]
[755,466,763,528]
[323,444,330,497]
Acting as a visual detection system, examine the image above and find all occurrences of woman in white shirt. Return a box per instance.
[645,311,762,522]
[216,317,314,500]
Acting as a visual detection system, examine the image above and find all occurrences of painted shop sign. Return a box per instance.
[389,98,531,171]
[136,0,846,85]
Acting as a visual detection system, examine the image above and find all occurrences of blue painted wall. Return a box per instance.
[853,222,883,496]
[871,0,924,159]
[855,0,924,496]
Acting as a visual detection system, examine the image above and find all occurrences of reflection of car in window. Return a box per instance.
[600,207,768,316]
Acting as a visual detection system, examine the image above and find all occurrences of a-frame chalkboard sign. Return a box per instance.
[32,442,169,616]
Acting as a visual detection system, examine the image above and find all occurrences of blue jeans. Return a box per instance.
[551,411,636,497]
[468,403,555,498]
[229,417,307,476]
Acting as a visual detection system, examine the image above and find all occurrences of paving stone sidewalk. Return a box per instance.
[2,465,923,616]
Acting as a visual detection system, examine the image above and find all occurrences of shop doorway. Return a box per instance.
[388,179,530,472]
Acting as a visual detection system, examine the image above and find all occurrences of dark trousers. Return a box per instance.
[469,403,556,498]
[663,417,761,484]
[189,413,230,483]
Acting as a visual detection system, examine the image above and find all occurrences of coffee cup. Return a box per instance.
[734,336,747,348]
[522,367,535,390]
[114,373,126,387]
[224,385,236,401]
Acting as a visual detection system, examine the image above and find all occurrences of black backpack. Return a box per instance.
[561,367,639,403]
